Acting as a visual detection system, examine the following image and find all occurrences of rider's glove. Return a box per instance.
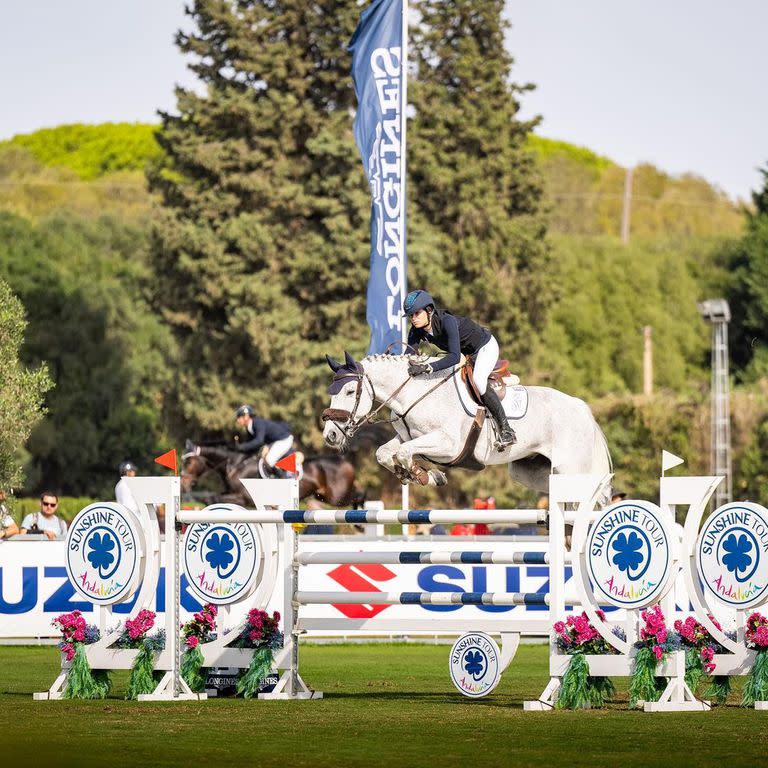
[408,361,433,377]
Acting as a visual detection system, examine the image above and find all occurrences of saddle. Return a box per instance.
[460,357,519,406]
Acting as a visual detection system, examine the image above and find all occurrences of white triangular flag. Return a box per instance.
[662,450,685,473]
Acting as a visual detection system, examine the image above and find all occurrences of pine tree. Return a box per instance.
[149,1,370,443]
[408,0,552,363]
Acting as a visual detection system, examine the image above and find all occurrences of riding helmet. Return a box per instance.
[119,461,137,475]
[235,404,255,418]
[403,290,435,316]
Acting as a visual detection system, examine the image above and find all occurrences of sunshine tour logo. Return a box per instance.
[587,501,672,609]
[66,504,141,605]
[697,502,768,610]
[449,632,501,698]
[183,509,261,605]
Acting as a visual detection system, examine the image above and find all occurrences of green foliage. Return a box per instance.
[725,164,768,380]
[4,123,161,180]
[531,236,718,398]
[0,212,175,496]
[0,144,150,222]
[0,280,52,493]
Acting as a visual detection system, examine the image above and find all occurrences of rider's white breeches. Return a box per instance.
[266,435,294,466]
[473,335,500,396]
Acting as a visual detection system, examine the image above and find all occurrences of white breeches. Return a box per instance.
[266,435,294,466]
[473,335,500,396]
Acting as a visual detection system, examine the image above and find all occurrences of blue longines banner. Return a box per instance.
[350,0,407,354]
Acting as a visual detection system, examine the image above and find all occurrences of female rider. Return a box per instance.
[403,289,516,448]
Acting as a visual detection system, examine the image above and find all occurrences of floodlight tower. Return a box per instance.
[697,299,732,507]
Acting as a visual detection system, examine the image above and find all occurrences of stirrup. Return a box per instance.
[495,427,517,450]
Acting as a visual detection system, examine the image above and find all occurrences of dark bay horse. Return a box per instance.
[181,442,366,508]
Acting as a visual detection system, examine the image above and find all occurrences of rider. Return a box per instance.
[234,405,295,478]
[403,289,517,448]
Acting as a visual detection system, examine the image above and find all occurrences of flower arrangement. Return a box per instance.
[743,612,768,706]
[674,614,734,703]
[180,604,218,692]
[553,610,619,709]
[629,604,680,707]
[232,609,283,698]
[117,609,166,700]
[52,610,110,699]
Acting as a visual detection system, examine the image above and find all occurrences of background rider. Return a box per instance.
[234,405,294,478]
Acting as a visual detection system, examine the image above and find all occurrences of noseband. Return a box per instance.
[321,371,376,441]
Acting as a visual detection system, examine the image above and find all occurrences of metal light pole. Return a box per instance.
[697,299,731,507]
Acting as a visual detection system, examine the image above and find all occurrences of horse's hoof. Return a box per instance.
[429,470,447,486]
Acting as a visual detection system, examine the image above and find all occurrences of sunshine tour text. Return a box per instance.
[69,509,134,553]
[185,523,254,553]
[451,634,497,666]
[591,507,664,558]
[701,509,768,555]
[370,45,404,332]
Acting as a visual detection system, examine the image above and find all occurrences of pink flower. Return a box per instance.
[61,642,75,662]
[553,621,566,634]
[653,645,663,660]
[701,647,714,662]
[186,635,199,649]
[73,629,85,642]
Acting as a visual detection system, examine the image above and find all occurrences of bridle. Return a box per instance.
[321,362,464,443]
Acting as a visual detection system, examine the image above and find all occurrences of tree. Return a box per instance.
[726,163,768,379]
[407,0,552,362]
[0,278,51,494]
[148,0,373,445]
[0,212,174,496]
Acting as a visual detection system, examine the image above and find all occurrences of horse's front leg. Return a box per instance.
[394,432,453,487]
[376,436,404,478]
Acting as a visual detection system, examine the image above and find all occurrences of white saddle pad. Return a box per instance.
[502,385,528,420]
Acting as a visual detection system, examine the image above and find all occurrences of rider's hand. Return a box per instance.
[408,361,433,377]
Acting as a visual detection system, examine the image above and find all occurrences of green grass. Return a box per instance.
[1,644,766,767]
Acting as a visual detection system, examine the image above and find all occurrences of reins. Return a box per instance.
[321,361,465,441]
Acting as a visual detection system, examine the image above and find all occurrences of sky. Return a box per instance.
[0,1,765,202]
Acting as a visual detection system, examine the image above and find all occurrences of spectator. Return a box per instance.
[115,461,140,516]
[20,491,67,540]
[611,490,628,504]
[0,492,19,541]
[451,495,494,536]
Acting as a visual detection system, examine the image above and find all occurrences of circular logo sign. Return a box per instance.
[586,501,673,609]
[66,503,143,605]
[697,502,768,610]
[449,632,501,698]
[183,505,262,605]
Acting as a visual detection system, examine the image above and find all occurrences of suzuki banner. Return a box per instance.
[350,0,408,355]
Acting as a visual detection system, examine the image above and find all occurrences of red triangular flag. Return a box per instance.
[275,452,297,474]
[154,448,178,474]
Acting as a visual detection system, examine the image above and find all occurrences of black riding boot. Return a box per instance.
[481,387,517,449]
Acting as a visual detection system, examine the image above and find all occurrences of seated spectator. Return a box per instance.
[20,491,67,540]
[0,492,18,541]
[450,495,493,536]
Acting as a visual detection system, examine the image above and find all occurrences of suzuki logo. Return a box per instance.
[327,563,396,618]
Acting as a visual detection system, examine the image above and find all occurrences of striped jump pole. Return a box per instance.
[296,551,571,566]
[294,591,550,607]
[176,508,545,526]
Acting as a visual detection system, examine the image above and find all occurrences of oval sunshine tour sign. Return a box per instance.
[183,505,261,605]
[66,503,142,605]
[697,502,768,610]
[449,632,501,698]
[587,501,673,609]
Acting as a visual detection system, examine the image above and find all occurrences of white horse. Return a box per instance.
[322,352,612,499]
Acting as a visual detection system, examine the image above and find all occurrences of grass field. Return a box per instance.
[1,643,767,767]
